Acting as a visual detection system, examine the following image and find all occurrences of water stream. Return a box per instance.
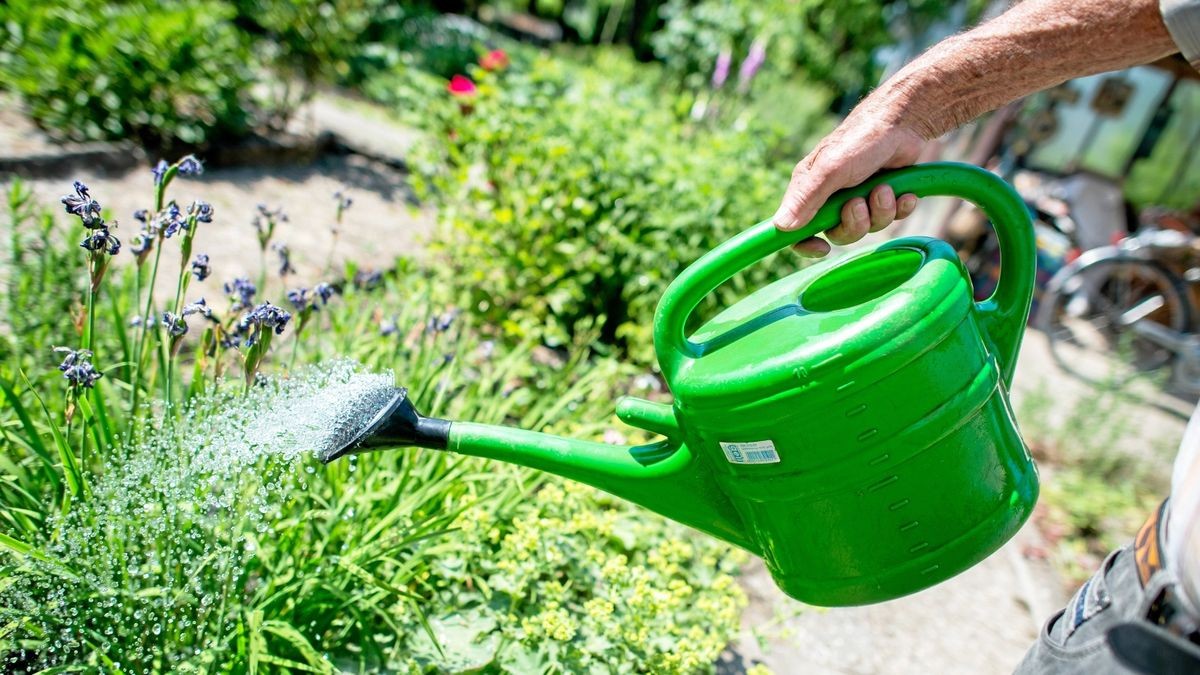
[2,361,397,670]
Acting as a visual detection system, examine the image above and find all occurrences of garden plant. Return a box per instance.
[0,157,748,671]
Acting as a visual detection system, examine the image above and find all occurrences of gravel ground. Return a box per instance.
[3,153,434,309]
[1,90,434,312]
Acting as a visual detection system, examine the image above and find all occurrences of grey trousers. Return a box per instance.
[1015,500,1198,674]
[1015,546,1154,674]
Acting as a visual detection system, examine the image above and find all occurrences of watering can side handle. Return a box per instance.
[615,396,680,438]
[653,161,1036,385]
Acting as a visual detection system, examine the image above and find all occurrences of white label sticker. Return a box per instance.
[720,440,780,465]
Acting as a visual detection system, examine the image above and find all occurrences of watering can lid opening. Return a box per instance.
[669,239,973,410]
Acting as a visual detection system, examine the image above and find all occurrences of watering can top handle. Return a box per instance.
[653,162,1037,384]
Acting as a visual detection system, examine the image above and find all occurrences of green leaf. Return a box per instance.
[0,376,54,479]
[261,621,335,674]
[0,530,79,580]
[19,372,84,502]
[409,609,499,672]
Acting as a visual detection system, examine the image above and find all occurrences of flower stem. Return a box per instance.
[130,238,164,420]
[130,264,143,383]
[163,225,197,412]
[83,261,98,355]
[289,328,301,371]
[128,166,175,420]
[258,247,267,302]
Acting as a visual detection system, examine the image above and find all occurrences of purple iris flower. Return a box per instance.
[182,297,213,319]
[712,50,732,89]
[161,202,187,238]
[129,231,152,257]
[177,155,203,176]
[314,282,334,305]
[188,200,214,223]
[224,277,257,311]
[54,347,103,388]
[286,287,310,311]
[152,160,170,186]
[737,40,767,92]
[272,243,295,277]
[190,253,211,281]
[427,310,459,334]
[80,228,121,255]
[239,302,292,346]
[61,181,104,229]
[162,311,188,337]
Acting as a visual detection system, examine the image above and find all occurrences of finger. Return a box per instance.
[868,185,897,232]
[773,147,848,231]
[895,193,919,220]
[827,198,870,245]
[792,237,832,258]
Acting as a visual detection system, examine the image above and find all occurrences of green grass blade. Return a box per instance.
[261,621,335,674]
[18,372,84,502]
[0,377,52,472]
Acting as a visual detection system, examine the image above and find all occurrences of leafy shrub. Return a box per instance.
[1,0,255,150]
[404,51,826,363]
[1019,383,1172,586]
[1038,466,1159,586]
[232,0,376,84]
[388,11,494,80]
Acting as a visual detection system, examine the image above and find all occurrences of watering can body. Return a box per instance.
[340,162,1039,607]
[648,244,1034,605]
[619,162,1039,605]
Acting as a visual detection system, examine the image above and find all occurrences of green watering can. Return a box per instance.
[324,162,1039,606]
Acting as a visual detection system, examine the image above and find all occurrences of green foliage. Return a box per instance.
[404,51,828,363]
[232,0,376,85]
[1039,466,1159,585]
[1018,381,1173,586]
[2,182,82,359]
[652,0,985,101]
[1,0,255,150]
[381,10,494,80]
[415,480,747,671]
[260,2,497,88]
[0,167,747,670]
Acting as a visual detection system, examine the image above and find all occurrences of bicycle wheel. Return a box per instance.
[1037,249,1192,382]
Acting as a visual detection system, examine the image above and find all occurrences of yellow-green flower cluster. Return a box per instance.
[521,602,578,642]
[398,463,748,673]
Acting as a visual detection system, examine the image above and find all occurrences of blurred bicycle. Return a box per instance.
[1036,224,1200,397]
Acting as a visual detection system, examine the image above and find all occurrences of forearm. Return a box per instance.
[874,0,1179,139]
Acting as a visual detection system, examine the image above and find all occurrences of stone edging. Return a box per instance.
[0,130,369,178]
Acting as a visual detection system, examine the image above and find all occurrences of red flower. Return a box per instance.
[447,75,477,98]
[479,49,509,72]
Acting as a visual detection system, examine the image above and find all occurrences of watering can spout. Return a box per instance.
[323,389,754,552]
[319,388,452,463]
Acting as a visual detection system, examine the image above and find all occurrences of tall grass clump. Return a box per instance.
[0,161,748,671]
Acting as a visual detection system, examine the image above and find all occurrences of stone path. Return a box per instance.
[1,93,435,308]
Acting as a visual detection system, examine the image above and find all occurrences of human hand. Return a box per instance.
[773,103,928,257]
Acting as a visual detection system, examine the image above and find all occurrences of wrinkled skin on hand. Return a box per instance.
[773,103,926,257]
[772,0,1178,258]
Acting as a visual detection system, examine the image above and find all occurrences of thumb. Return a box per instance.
[772,155,846,232]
